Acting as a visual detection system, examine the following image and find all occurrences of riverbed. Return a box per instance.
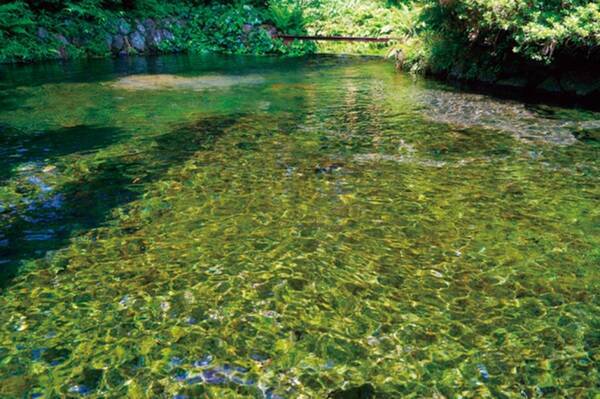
[0,54,598,398]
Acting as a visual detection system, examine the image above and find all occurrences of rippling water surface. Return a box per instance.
[0,54,598,398]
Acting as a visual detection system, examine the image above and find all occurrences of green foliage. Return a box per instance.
[303,0,421,55]
[399,0,600,77]
[0,1,34,36]
[0,0,316,63]
[264,0,306,35]
[2,0,597,75]
[0,1,60,62]
[169,3,314,55]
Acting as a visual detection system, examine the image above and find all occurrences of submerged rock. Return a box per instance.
[328,383,375,399]
[111,74,265,91]
[573,127,600,144]
[315,162,343,174]
[417,89,600,145]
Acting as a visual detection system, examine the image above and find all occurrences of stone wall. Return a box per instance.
[35,17,182,59]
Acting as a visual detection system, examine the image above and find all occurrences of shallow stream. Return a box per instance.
[0,54,598,398]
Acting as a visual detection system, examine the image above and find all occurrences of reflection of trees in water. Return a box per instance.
[306,70,391,156]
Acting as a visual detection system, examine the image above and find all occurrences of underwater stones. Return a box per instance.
[31,348,46,361]
[328,383,375,399]
[250,353,269,362]
[42,165,57,174]
[264,389,284,399]
[314,162,343,174]
[68,385,91,395]
[477,364,490,381]
[0,375,32,397]
[111,74,265,91]
[42,347,70,366]
[201,369,227,384]
[193,354,213,367]
[236,141,258,151]
[170,357,184,367]
[572,127,600,144]
[418,88,582,145]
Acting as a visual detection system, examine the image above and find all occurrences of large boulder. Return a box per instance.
[117,18,131,35]
[161,29,175,42]
[111,35,125,52]
[104,33,113,51]
[129,31,145,52]
[143,18,156,32]
[135,20,146,34]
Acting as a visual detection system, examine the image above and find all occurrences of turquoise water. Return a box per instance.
[0,54,598,398]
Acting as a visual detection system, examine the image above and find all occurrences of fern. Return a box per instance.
[265,0,306,35]
[0,2,35,36]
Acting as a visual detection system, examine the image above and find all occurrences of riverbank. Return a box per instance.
[1,0,598,103]
[0,2,315,63]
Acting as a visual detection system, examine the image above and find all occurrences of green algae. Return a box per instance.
[0,54,599,398]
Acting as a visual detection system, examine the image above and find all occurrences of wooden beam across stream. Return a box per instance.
[274,35,401,43]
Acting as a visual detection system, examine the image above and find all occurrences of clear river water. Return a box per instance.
[0,54,598,398]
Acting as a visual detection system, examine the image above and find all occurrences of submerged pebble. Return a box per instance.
[477,364,490,381]
[193,354,213,367]
[201,369,226,385]
[169,357,183,367]
[31,348,46,361]
[26,176,53,193]
[68,385,91,395]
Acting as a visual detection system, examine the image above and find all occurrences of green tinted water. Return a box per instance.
[0,55,598,398]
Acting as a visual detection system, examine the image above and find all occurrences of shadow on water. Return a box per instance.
[0,125,126,183]
[0,84,29,112]
[0,114,242,289]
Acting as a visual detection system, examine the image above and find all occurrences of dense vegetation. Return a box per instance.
[1,0,598,91]
[399,0,600,83]
[0,0,315,63]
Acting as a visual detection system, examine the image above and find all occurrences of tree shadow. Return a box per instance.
[0,113,242,289]
[0,124,127,184]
